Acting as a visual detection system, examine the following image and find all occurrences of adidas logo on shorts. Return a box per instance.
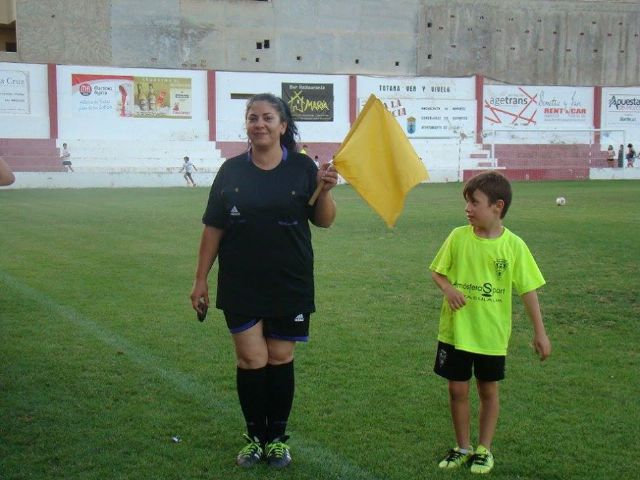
[294,314,304,322]
[230,206,241,216]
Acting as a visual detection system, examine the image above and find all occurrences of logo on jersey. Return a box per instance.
[494,258,508,279]
[230,206,241,216]
[294,314,305,322]
[452,281,505,300]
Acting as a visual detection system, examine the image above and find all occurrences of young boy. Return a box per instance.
[60,143,73,172]
[430,171,551,474]
[179,155,197,187]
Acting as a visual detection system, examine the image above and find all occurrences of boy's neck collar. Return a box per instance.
[473,223,504,239]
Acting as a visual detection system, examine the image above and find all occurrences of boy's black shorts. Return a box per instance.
[223,311,310,342]
[434,341,505,381]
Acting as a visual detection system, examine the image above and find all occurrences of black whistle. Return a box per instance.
[196,301,208,322]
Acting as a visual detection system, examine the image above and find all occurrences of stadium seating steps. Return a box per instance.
[1,138,225,173]
[0,139,64,172]
[2,139,610,178]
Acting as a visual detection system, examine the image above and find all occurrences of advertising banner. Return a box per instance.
[604,92,640,127]
[282,82,333,121]
[0,69,30,114]
[483,85,592,129]
[359,97,476,139]
[134,76,192,118]
[72,74,192,119]
[358,75,475,100]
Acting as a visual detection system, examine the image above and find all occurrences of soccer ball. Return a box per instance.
[556,196,566,206]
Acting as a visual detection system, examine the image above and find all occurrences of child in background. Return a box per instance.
[60,143,73,172]
[179,156,197,187]
[626,144,636,167]
[430,171,551,474]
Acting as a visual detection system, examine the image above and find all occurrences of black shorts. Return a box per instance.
[223,311,310,342]
[434,341,505,382]
[62,161,72,166]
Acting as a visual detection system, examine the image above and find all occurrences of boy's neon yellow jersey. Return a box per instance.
[430,225,545,356]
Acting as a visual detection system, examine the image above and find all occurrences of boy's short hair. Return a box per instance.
[463,171,512,218]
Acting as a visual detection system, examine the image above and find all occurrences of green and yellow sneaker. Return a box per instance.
[236,434,263,468]
[470,445,494,474]
[265,435,292,468]
[438,446,474,469]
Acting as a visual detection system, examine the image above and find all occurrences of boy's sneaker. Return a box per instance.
[236,434,263,468]
[265,435,292,468]
[470,445,494,474]
[438,446,474,469]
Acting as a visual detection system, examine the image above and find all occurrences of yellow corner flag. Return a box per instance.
[333,94,429,228]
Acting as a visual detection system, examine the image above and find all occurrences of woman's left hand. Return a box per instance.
[317,163,338,191]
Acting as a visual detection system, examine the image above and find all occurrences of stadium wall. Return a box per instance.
[2,60,640,189]
[417,0,640,86]
[55,65,210,141]
[2,1,639,87]
[0,62,49,138]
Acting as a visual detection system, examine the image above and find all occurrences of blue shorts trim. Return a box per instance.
[228,318,258,334]
[267,333,309,342]
[223,311,310,341]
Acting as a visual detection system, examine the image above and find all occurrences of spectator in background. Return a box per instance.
[626,143,635,168]
[0,157,15,186]
[617,144,625,168]
[299,144,308,156]
[60,143,73,172]
[607,145,615,168]
[179,156,198,187]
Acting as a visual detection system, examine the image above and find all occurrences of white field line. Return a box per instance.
[1,270,385,480]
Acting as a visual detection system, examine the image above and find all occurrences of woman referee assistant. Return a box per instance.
[190,93,338,468]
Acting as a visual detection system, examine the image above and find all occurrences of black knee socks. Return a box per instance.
[236,366,268,442]
[236,360,295,443]
[266,360,295,442]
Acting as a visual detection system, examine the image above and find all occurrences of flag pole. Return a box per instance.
[308,160,334,206]
[307,180,325,206]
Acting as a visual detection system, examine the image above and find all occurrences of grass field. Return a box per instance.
[1,180,639,480]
